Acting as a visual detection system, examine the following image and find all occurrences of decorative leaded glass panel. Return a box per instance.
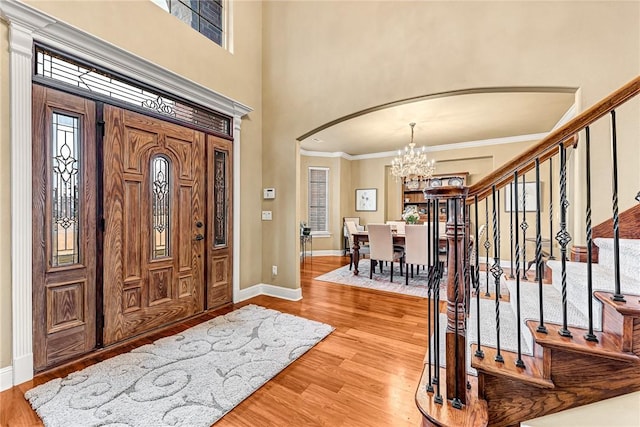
[51,113,80,266]
[151,156,171,258]
[34,46,231,136]
[214,150,227,247]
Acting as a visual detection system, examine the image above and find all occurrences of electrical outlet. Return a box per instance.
[262,211,272,221]
[272,265,277,276]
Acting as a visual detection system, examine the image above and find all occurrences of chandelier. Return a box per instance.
[390,122,436,190]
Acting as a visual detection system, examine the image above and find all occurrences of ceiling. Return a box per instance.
[299,90,576,156]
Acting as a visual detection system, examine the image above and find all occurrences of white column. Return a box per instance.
[9,21,35,385]
[232,116,242,302]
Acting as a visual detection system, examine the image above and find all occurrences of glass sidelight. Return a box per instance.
[214,149,227,247]
[51,112,80,267]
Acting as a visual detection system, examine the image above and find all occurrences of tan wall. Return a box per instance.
[0,0,263,369]
[263,1,639,289]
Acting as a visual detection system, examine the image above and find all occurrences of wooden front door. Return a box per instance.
[102,105,205,345]
[206,135,233,308]
[32,86,97,371]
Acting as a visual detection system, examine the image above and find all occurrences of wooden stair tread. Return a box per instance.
[525,320,640,363]
[415,364,488,427]
[470,344,554,389]
[595,291,640,316]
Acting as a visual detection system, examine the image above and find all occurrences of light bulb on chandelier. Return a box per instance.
[390,122,436,190]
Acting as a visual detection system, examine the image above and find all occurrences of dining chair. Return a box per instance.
[386,220,406,235]
[367,224,404,282]
[345,221,370,270]
[343,217,361,255]
[386,220,407,256]
[403,224,429,286]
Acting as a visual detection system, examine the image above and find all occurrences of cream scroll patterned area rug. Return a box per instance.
[25,305,333,427]
[314,261,441,297]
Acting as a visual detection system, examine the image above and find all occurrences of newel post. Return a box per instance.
[424,185,469,406]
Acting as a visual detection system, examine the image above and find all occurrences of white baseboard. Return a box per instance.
[305,250,344,257]
[0,366,13,391]
[12,354,33,386]
[234,283,303,303]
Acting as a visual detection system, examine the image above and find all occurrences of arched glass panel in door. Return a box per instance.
[151,156,171,258]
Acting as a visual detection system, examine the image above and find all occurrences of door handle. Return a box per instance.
[194,234,204,241]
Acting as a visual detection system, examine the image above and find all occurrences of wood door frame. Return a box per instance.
[7,3,250,384]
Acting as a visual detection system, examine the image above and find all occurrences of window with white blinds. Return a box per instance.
[308,167,329,234]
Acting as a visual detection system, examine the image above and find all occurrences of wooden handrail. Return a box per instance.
[467,75,640,201]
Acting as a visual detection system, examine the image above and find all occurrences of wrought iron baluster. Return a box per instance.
[555,143,573,337]
[509,186,515,279]
[548,157,555,260]
[610,110,625,302]
[474,195,484,359]
[521,172,529,281]
[496,190,502,299]
[584,127,598,342]
[433,201,443,404]
[452,200,463,409]
[426,199,434,392]
[484,197,491,297]
[491,185,504,362]
[535,158,547,334]
[513,172,525,367]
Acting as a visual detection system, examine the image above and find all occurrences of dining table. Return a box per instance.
[351,230,447,276]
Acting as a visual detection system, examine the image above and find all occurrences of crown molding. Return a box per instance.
[301,132,549,160]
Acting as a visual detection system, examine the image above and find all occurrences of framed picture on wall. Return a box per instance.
[505,182,538,212]
[355,188,377,211]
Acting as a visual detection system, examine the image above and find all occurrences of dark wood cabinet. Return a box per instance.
[402,172,468,221]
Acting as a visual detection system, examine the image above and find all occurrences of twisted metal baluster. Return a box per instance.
[474,195,484,359]
[584,127,598,342]
[610,111,625,302]
[556,143,573,337]
[491,185,504,362]
[521,172,529,281]
[513,172,525,367]
[484,197,491,297]
[535,158,547,334]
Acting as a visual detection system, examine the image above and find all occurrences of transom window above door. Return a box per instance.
[33,45,232,137]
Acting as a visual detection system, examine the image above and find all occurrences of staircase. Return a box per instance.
[415,75,640,426]
[472,238,640,426]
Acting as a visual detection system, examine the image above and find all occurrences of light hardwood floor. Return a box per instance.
[0,256,428,426]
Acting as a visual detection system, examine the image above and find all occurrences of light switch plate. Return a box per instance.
[261,211,272,220]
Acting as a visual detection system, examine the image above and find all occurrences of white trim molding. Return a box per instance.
[0,0,252,386]
[300,132,548,160]
[235,283,303,303]
[308,250,344,256]
[0,366,13,392]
